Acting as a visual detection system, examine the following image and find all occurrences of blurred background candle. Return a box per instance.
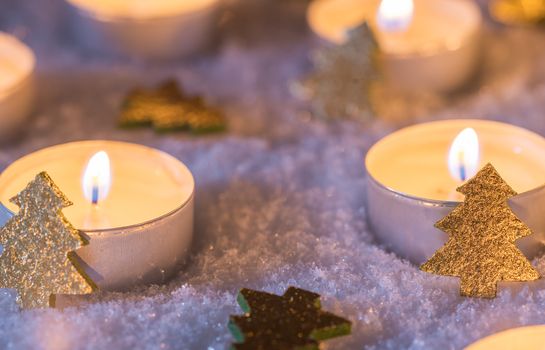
[0,32,35,143]
[489,0,545,26]
[308,0,483,92]
[365,120,545,264]
[0,141,194,291]
[466,325,545,350]
[65,0,222,60]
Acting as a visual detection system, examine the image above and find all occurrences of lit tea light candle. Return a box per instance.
[365,120,545,264]
[445,127,480,200]
[83,151,111,205]
[82,151,112,229]
[307,0,483,92]
[65,0,221,59]
[0,32,35,143]
[0,141,194,291]
[448,128,480,182]
[377,0,414,32]
[466,325,545,350]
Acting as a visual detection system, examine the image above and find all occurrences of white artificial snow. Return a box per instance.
[1,0,545,349]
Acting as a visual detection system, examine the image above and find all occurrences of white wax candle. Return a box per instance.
[307,0,483,92]
[0,33,33,94]
[466,326,545,350]
[365,120,545,264]
[0,32,35,142]
[0,58,21,93]
[0,141,194,231]
[68,0,218,19]
[366,120,545,201]
[65,0,221,59]
[0,141,195,290]
[308,0,480,52]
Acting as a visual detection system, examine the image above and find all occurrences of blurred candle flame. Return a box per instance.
[83,151,111,205]
[377,0,414,32]
[448,128,480,182]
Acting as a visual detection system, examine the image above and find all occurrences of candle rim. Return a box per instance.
[367,170,460,206]
[307,0,483,59]
[0,32,35,97]
[365,119,545,203]
[0,140,195,233]
[0,192,194,236]
[366,156,545,206]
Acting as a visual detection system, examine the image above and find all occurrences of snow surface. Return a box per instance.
[2,0,545,349]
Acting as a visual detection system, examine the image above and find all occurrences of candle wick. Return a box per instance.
[457,151,466,182]
[92,185,99,205]
[459,165,466,182]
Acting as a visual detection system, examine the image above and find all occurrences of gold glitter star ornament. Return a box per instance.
[0,172,96,309]
[421,163,540,298]
[228,287,352,349]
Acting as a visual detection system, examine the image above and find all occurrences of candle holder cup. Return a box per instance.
[307,0,483,93]
[65,0,222,60]
[365,120,545,265]
[0,33,35,143]
[0,141,195,291]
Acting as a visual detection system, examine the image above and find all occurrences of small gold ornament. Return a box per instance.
[293,22,380,121]
[119,80,226,134]
[0,172,96,309]
[228,287,352,349]
[490,0,545,25]
[421,163,540,298]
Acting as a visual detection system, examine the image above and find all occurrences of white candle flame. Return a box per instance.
[83,151,111,205]
[448,128,480,182]
[377,0,414,32]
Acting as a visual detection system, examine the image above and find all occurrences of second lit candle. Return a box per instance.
[308,0,483,92]
[365,120,545,264]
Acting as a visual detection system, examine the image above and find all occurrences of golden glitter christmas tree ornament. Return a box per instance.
[0,172,96,309]
[119,80,226,134]
[228,287,352,350]
[293,22,380,121]
[490,0,545,26]
[421,163,540,298]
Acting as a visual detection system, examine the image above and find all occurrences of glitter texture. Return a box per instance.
[228,287,351,349]
[421,164,540,298]
[119,80,226,133]
[0,172,95,309]
[293,23,379,121]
